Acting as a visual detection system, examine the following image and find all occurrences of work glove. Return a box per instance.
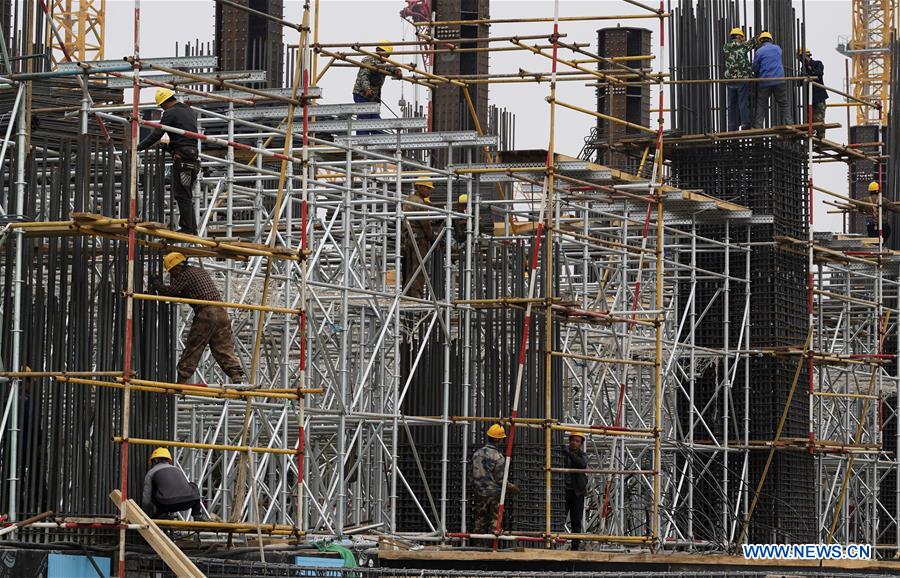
[148,275,163,292]
[508,483,520,496]
[364,89,375,99]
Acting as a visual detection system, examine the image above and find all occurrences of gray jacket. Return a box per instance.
[142,462,199,511]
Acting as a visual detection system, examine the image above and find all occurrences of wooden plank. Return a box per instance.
[680,190,747,212]
[110,490,203,578]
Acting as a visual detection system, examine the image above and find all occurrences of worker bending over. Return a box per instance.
[799,49,828,139]
[142,447,207,521]
[562,432,588,550]
[471,424,519,544]
[137,88,201,236]
[150,252,244,384]
[752,32,793,128]
[401,178,436,298]
[352,42,402,135]
[723,27,754,131]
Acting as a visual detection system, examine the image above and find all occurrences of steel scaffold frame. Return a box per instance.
[0,0,898,564]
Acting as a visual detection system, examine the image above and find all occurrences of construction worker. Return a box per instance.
[352,42,403,135]
[142,447,207,521]
[453,194,469,247]
[137,88,201,236]
[751,31,793,128]
[799,49,828,139]
[150,252,244,384]
[471,424,519,543]
[723,27,754,131]
[866,181,891,240]
[401,178,435,298]
[562,431,588,551]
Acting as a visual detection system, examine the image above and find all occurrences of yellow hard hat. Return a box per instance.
[457,194,469,204]
[869,181,881,192]
[163,251,186,272]
[729,27,744,38]
[154,87,176,106]
[415,178,434,189]
[797,47,810,57]
[758,31,773,42]
[487,423,507,439]
[149,447,172,464]
[376,41,394,55]
[566,431,586,440]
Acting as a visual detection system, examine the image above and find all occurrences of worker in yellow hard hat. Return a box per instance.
[401,178,436,298]
[137,87,201,235]
[751,31,793,128]
[471,424,518,544]
[562,431,588,550]
[453,193,471,254]
[723,26,755,131]
[866,181,892,240]
[352,40,403,135]
[150,252,244,385]
[142,447,207,521]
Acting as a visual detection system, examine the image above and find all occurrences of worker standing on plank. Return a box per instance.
[471,424,519,544]
[866,181,892,240]
[799,48,828,139]
[352,41,403,135]
[723,27,754,131]
[142,447,207,521]
[150,252,244,384]
[137,88,201,236]
[751,31,793,128]
[562,431,588,551]
[401,178,436,298]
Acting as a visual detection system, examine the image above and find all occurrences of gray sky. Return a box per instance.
[105,0,853,232]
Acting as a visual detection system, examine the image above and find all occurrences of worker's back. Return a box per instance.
[472,444,504,498]
[752,42,784,86]
[160,102,199,152]
[155,264,222,311]
[143,462,200,510]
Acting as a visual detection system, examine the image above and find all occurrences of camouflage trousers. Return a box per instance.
[812,102,826,139]
[472,493,499,535]
[178,306,244,384]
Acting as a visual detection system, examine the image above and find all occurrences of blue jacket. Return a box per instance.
[752,42,784,87]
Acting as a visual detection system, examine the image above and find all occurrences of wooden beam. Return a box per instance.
[109,490,203,578]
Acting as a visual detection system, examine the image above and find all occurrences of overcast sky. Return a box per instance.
[105,0,853,232]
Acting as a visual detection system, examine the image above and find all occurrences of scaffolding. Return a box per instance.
[0,0,898,571]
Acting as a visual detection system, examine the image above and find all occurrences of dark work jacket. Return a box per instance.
[804,59,828,104]
[142,462,199,510]
[563,447,588,496]
[137,102,198,153]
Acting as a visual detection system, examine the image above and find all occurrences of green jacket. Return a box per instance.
[723,39,754,79]
[353,56,399,101]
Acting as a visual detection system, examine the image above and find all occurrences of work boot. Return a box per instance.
[193,513,209,523]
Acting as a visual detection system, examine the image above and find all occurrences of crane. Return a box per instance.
[48,0,105,65]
